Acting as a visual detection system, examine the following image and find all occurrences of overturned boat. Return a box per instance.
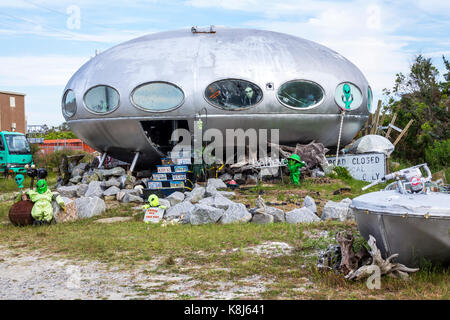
[350,164,450,267]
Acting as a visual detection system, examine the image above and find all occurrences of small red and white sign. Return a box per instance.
[143,207,165,223]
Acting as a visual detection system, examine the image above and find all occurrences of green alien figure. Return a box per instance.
[341,83,354,110]
[286,154,306,185]
[26,179,64,224]
[15,174,24,189]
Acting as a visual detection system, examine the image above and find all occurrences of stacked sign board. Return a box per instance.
[146,151,192,196]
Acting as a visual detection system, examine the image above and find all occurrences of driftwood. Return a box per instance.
[336,231,360,274]
[345,235,419,281]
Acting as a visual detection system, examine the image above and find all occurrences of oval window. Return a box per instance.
[62,89,77,117]
[334,82,363,111]
[84,85,119,114]
[277,80,324,109]
[367,86,374,113]
[132,82,184,111]
[205,79,263,110]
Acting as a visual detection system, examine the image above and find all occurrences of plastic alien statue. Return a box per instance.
[26,179,65,224]
[341,83,354,110]
[243,86,254,105]
[286,154,306,185]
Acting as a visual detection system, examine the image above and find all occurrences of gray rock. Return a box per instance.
[158,198,171,209]
[190,204,224,225]
[103,177,121,188]
[251,213,274,224]
[118,175,128,189]
[166,191,185,206]
[56,185,79,198]
[207,178,227,189]
[82,172,99,184]
[100,167,126,178]
[220,203,252,224]
[199,193,235,210]
[77,184,89,197]
[185,186,205,203]
[122,193,143,203]
[218,173,233,182]
[165,201,195,221]
[85,181,104,198]
[233,173,246,185]
[116,189,139,201]
[265,206,285,223]
[205,184,218,197]
[216,191,236,199]
[311,169,325,178]
[71,163,88,177]
[321,200,354,221]
[103,186,121,197]
[303,196,317,214]
[74,196,106,219]
[286,207,320,224]
[69,176,82,184]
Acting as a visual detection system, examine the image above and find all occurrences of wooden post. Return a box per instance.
[379,111,386,134]
[370,100,382,134]
[393,119,414,146]
[385,113,397,139]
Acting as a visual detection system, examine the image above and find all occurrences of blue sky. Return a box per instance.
[0,0,449,127]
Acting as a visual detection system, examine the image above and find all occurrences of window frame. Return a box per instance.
[367,86,374,113]
[82,84,120,115]
[130,81,185,113]
[276,79,325,111]
[62,89,77,118]
[203,78,264,111]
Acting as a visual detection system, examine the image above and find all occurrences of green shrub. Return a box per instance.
[34,150,92,169]
[328,166,353,181]
[425,139,450,170]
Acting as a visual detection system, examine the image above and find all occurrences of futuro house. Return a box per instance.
[62,27,373,168]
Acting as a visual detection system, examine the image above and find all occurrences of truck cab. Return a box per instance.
[0,131,33,174]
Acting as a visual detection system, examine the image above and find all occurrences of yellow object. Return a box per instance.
[148,194,159,207]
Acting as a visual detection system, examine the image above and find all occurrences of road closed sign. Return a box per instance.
[327,153,386,182]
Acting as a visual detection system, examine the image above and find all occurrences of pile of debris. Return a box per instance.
[318,231,419,283]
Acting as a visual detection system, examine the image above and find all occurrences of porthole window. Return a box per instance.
[62,89,77,117]
[277,80,324,109]
[205,79,262,110]
[131,82,184,112]
[334,82,363,111]
[367,86,374,113]
[84,85,119,114]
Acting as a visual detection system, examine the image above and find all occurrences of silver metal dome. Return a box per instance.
[63,27,370,166]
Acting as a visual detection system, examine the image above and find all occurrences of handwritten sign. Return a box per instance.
[143,207,165,223]
[327,153,386,182]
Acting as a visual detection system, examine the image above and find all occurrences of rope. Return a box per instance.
[335,111,345,165]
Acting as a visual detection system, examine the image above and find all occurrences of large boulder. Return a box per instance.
[205,184,218,197]
[53,197,78,223]
[199,193,235,210]
[251,212,274,224]
[207,178,227,189]
[103,186,121,197]
[220,203,252,224]
[185,186,205,203]
[286,207,320,224]
[166,191,185,206]
[265,206,285,223]
[100,167,126,178]
[76,184,89,197]
[216,190,236,199]
[158,198,171,209]
[165,201,195,221]
[122,193,144,203]
[103,177,121,188]
[190,204,224,225]
[56,185,79,198]
[116,189,140,201]
[85,181,104,198]
[69,176,82,184]
[71,162,89,178]
[303,196,317,214]
[321,199,354,221]
[74,196,106,219]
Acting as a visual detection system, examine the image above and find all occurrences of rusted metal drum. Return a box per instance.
[9,200,34,226]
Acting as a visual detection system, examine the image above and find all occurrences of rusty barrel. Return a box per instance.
[9,200,34,226]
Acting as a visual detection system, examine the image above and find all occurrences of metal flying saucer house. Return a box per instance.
[62,27,373,168]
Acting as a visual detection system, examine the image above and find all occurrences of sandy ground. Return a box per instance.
[0,242,301,300]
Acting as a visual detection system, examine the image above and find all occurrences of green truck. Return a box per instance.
[0,131,33,174]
